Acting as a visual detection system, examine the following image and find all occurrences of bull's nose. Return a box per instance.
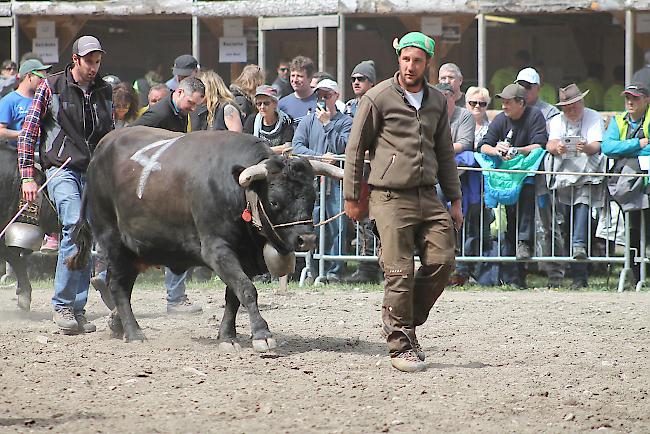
[295,233,317,251]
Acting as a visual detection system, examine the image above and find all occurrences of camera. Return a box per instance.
[316,101,326,111]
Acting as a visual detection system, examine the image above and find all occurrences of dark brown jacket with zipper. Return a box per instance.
[343,72,461,202]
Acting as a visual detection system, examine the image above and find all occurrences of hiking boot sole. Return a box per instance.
[91,276,116,311]
[391,357,427,372]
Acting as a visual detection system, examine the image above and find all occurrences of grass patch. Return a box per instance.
[8,264,638,294]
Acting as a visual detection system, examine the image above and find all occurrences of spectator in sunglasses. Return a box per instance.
[343,60,381,284]
[311,71,346,113]
[465,86,491,144]
[112,82,139,129]
[272,59,293,99]
[0,60,17,96]
[0,59,51,148]
[516,67,559,125]
[243,85,294,148]
[345,60,376,118]
[293,79,352,284]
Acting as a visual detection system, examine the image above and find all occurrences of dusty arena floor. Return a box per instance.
[0,278,649,433]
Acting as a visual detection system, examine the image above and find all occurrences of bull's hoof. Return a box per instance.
[17,294,31,312]
[124,329,147,343]
[218,341,242,353]
[252,337,277,352]
[108,311,124,339]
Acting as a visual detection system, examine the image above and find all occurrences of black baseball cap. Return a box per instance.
[622,83,650,97]
[172,54,198,76]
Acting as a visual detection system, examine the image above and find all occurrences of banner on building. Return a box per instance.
[223,19,244,37]
[421,17,442,36]
[637,13,650,33]
[33,38,59,64]
[219,37,247,63]
[442,24,461,44]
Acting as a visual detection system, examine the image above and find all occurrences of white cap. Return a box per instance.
[314,79,340,94]
[516,67,540,85]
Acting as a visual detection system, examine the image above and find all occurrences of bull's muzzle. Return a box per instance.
[295,233,317,251]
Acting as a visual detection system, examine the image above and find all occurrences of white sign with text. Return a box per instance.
[32,38,59,64]
[219,37,247,63]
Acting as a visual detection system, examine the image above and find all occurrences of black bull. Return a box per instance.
[0,145,59,311]
[67,126,343,350]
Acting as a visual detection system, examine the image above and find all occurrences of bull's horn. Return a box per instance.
[309,160,344,180]
[239,160,269,187]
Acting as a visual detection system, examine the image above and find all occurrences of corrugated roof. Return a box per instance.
[4,0,649,17]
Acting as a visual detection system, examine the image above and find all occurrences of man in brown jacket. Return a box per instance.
[344,32,463,372]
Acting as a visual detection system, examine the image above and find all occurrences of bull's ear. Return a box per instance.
[232,165,246,185]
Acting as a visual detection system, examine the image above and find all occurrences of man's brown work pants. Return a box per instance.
[370,186,455,356]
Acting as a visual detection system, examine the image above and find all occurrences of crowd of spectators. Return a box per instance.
[4,42,650,298]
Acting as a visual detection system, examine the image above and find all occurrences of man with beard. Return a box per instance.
[18,36,114,334]
[344,32,462,372]
[278,56,317,126]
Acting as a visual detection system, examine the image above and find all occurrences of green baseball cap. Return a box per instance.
[18,59,51,78]
[393,32,436,58]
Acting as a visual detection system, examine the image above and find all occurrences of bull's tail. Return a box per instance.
[64,189,93,270]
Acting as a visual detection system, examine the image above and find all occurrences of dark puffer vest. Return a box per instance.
[40,65,113,172]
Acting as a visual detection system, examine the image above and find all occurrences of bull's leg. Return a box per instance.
[203,244,276,352]
[107,252,143,342]
[3,246,32,311]
[217,286,242,352]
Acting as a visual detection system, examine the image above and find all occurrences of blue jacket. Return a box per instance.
[291,111,352,156]
[601,109,650,158]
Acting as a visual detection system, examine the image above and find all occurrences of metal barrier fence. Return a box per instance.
[298,154,649,292]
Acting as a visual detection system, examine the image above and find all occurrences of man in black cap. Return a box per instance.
[17,35,114,332]
[345,60,376,118]
[342,60,382,284]
[166,54,199,92]
[602,83,650,286]
[478,83,548,287]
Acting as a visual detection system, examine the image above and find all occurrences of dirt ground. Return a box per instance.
[0,279,649,433]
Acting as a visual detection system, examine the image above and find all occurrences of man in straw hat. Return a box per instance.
[344,31,462,372]
[545,83,606,289]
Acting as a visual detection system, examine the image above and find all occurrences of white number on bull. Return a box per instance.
[130,136,183,199]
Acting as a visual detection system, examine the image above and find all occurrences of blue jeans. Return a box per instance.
[47,167,91,312]
[95,266,186,305]
[311,180,347,277]
[572,203,590,247]
[165,268,188,303]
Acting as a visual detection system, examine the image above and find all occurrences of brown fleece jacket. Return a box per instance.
[344,72,461,202]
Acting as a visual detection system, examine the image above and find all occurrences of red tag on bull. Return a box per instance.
[242,208,252,222]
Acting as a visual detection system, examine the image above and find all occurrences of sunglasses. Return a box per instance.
[350,76,368,83]
[517,81,533,90]
[255,100,273,107]
[278,67,289,72]
[468,100,487,108]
